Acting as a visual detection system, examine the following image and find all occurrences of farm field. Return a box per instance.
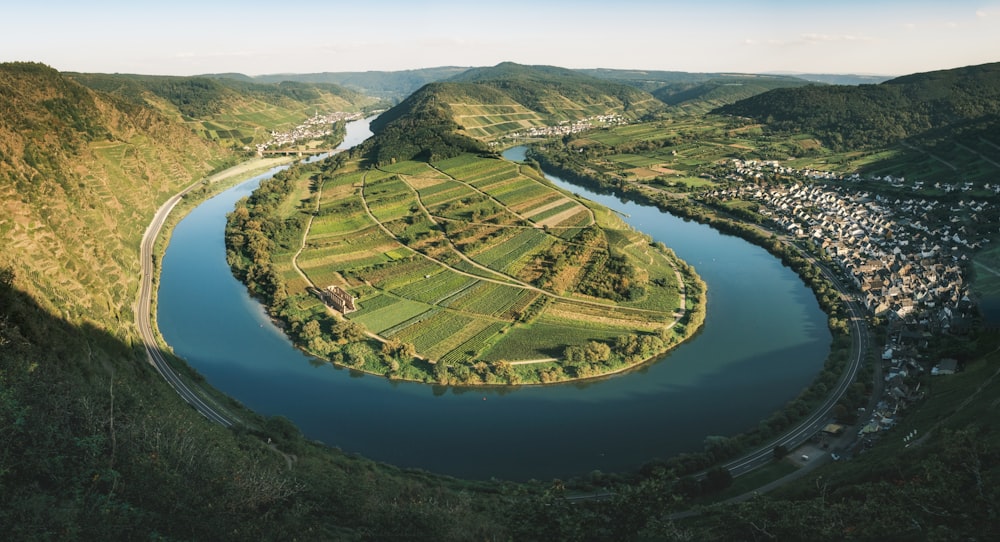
[264,152,703,385]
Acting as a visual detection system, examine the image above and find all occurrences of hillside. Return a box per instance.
[0,62,231,331]
[362,62,663,164]
[4,59,1000,539]
[448,62,662,117]
[70,72,378,149]
[650,75,816,111]
[715,62,1000,151]
[580,68,815,109]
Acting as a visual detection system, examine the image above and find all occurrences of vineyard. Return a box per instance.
[261,152,701,385]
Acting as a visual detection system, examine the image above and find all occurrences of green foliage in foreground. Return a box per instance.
[0,268,509,540]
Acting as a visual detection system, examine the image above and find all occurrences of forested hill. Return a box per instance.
[714,62,1000,150]
[362,62,663,165]
[578,68,816,109]
[69,72,377,148]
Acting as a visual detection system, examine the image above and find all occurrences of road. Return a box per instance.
[720,239,870,477]
[132,161,290,428]
[565,194,872,505]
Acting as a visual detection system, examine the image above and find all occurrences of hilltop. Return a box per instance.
[225,66,472,100]
[579,68,819,111]
[361,62,663,164]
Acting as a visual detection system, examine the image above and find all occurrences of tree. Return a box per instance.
[300,319,321,342]
[703,467,733,493]
[773,444,789,460]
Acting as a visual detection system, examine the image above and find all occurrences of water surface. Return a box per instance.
[157,135,830,481]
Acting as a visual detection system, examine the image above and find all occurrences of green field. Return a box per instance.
[261,153,698,384]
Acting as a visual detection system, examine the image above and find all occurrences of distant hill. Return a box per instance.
[362,62,663,164]
[447,62,661,116]
[579,68,815,109]
[651,75,816,110]
[778,73,892,85]
[208,67,472,101]
[70,72,377,148]
[714,62,1000,151]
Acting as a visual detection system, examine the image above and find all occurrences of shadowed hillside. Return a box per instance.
[0,62,506,540]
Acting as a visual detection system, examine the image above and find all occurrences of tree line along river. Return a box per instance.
[155,118,831,481]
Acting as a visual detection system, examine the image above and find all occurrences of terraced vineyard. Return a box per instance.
[268,153,704,385]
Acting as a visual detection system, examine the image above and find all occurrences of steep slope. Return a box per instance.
[0,62,231,332]
[714,62,1000,151]
[362,62,664,164]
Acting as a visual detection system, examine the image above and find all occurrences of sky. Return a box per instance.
[3,0,999,77]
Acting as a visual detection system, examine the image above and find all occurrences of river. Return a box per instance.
[156,122,830,481]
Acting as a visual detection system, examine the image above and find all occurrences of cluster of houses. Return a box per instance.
[726,159,1000,195]
[712,159,994,451]
[709,159,993,333]
[504,114,627,140]
[253,111,363,155]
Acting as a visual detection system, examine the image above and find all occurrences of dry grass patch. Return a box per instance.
[538,207,590,229]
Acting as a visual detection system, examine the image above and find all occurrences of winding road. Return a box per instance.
[722,248,869,476]
[133,160,290,428]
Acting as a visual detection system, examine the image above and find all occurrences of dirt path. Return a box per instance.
[268,442,297,471]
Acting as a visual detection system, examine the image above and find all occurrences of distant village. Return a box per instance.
[503,114,628,140]
[706,158,994,450]
[253,111,363,155]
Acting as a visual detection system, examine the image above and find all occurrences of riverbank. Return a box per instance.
[158,142,828,481]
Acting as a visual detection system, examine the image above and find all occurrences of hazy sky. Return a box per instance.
[3,0,998,76]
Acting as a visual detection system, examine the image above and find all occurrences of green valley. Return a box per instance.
[4,54,1000,541]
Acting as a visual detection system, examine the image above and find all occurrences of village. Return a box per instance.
[706,159,993,455]
[503,114,628,140]
[253,111,363,155]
